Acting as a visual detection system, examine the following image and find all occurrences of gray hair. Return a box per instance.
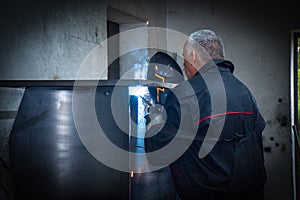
[188,30,225,59]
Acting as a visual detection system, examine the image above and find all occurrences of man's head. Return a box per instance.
[183,29,224,79]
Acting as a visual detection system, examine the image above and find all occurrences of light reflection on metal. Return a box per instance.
[128,86,151,175]
[154,74,165,83]
[130,171,134,178]
[55,90,70,179]
[154,73,165,102]
[129,86,148,97]
[156,88,165,102]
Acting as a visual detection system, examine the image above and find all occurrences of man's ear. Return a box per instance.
[191,49,196,63]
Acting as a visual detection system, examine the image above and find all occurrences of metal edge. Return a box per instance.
[291,29,300,200]
[0,80,177,88]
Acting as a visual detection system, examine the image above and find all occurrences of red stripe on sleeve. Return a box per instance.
[195,112,254,124]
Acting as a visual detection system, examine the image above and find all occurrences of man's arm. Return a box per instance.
[144,92,181,153]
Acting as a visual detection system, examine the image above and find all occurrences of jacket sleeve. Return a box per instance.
[144,92,181,153]
[249,92,266,133]
[249,91,266,171]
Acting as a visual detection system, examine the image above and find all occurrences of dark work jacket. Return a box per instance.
[145,59,266,200]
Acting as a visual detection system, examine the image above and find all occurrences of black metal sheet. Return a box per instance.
[9,86,130,200]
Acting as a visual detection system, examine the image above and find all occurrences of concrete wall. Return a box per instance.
[0,1,107,80]
[119,23,149,79]
[166,0,299,199]
[0,0,166,80]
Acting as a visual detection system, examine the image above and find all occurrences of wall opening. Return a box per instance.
[107,20,120,79]
[291,30,300,200]
[107,7,148,80]
[293,32,300,144]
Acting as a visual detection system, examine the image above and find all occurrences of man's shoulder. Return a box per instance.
[176,73,207,92]
[165,75,209,106]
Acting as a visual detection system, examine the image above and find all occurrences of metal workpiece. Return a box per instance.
[9,86,130,200]
[8,85,176,200]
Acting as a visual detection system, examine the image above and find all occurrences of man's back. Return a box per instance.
[163,59,266,199]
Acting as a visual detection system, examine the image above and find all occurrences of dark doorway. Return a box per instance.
[107,20,120,79]
[292,30,300,200]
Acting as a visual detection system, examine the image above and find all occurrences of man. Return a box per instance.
[145,30,266,200]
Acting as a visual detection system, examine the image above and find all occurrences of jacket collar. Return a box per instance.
[213,59,235,73]
[191,59,235,79]
[197,59,235,74]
